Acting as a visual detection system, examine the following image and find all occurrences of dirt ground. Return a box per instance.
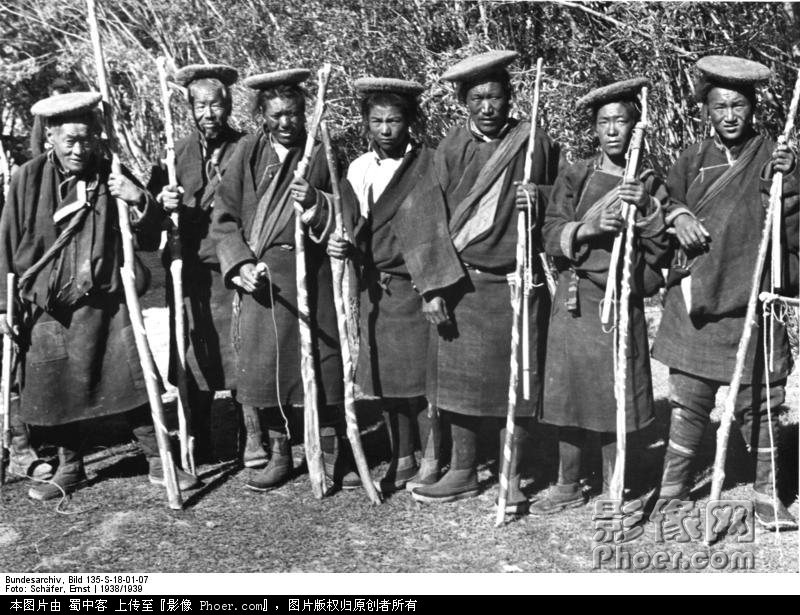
[0,274,798,573]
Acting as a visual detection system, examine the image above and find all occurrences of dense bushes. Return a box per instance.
[2,1,800,177]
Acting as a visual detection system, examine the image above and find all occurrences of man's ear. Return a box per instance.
[45,124,56,146]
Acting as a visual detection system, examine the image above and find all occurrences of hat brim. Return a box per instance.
[441,50,519,82]
[354,77,424,96]
[31,91,103,118]
[174,64,239,87]
[696,55,771,85]
[244,69,311,90]
[576,77,649,111]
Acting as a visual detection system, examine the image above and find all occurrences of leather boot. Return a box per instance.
[405,403,441,491]
[379,402,418,493]
[132,417,201,491]
[244,429,292,491]
[530,428,587,515]
[8,404,52,479]
[241,405,268,468]
[412,413,479,503]
[321,426,361,490]
[753,446,797,531]
[495,424,530,514]
[658,404,708,501]
[28,444,87,501]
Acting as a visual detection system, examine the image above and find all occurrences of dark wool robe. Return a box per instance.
[653,134,800,384]
[148,126,245,392]
[541,159,670,433]
[340,144,465,399]
[426,120,561,417]
[0,152,161,425]
[212,130,343,408]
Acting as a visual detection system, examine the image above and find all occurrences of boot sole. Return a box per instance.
[243,459,269,468]
[529,498,587,516]
[148,475,202,491]
[244,480,289,493]
[755,513,798,532]
[411,488,480,504]
[27,479,88,501]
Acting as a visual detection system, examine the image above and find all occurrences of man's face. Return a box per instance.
[47,121,97,174]
[465,80,510,138]
[190,81,229,140]
[263,96,305,147]
[594,102,635,159]
[367,104,409,157]
[707,86,753,145]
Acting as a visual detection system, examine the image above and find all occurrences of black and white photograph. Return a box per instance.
[1,0,799,595]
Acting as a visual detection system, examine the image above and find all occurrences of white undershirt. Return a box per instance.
[346,142,412,219]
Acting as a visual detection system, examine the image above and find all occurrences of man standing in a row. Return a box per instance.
[0,92,197,500]
[149,63,246,464]
[654,56,798,530]
[212,69,357,492]
[412,51,561,512]
[327,77,465,493]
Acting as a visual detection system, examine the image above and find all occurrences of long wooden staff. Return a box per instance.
[294,64,331,499]
[0,274,15,486]
[608,87,648,503]
[319,121,381,505]
[521,57,548,401]
[156,56,195,476]
[87,0,181,509]
[496,58,546,525]
[707,71,800,542]
[0,143,10,485]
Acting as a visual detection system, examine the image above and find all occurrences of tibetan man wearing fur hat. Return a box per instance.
[212,68,357,493]
[410,51,562,512]
[327,77,464,495]
[532,78,670,515]
[148,63,246,465]
[0,92,198,501]
[653,56,799,531]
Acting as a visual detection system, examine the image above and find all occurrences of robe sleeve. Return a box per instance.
[542,165,587,263]
[393,164,466,296]
[664,146,698,225]
[0,165,27,312]
[120,164,161,252]
[211,139,257,284]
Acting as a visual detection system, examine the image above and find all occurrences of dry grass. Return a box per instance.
[0,303,797,574]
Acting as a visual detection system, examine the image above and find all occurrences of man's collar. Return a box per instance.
[467,118,512,142]
[712,126,756,161]
[369,140,413,163]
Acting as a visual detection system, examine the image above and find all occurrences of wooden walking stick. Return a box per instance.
[707,71,800,543]
[0,274,15,486]
[0,144,10,485]
[607,87,648,503]
[156,56,195,475]
[294,64,332,499]
[87,0,182,509]
[319,121,381,505]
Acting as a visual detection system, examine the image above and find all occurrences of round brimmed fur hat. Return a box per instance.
[244,68,311,90]
[354,77,424,97]
[576,77,649,111]
[695,55,771,86]
[174,63,239,87]
[441,50,519,82]
[31,91,102,119]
